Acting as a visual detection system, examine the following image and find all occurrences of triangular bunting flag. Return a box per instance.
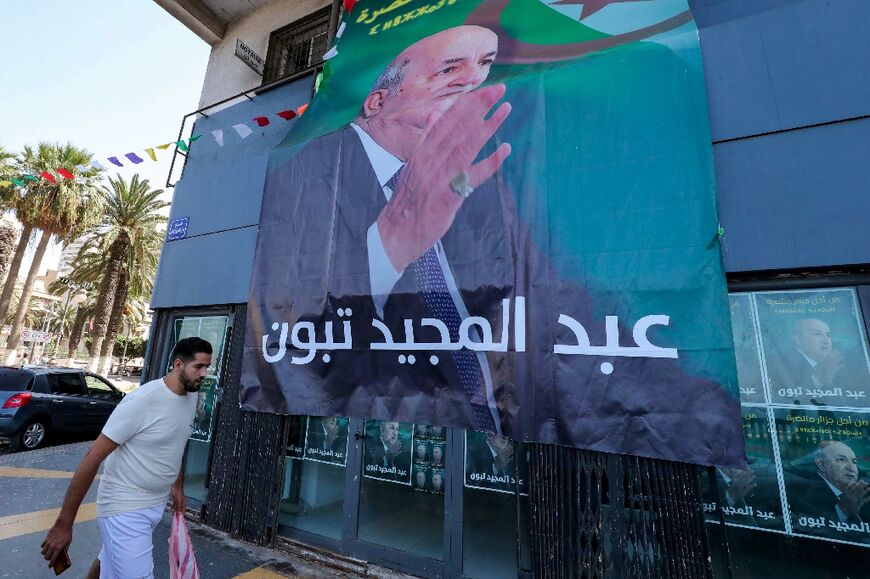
[108,157,124,167]
[336,21,346,38]
[75,164,89,172]
[189,135,202,143]
[11,178,26,187]
[233,124,253,139]
[156,143,173,150]
[276,109,296,121]
[23,175,38,181]
[91,160,106,171]
[212,130,224,147]
[297,103,309,116]
[145,148,157,162]
[343,0,357,12]
[40,171,57,184]
[323,46,338,61]
[125,153,144,164]
[56,168,75,179]
[0,180,13,187]
[175,140,189,153]
[253,116,270,127]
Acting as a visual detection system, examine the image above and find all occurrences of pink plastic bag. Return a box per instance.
[169,512,200,579]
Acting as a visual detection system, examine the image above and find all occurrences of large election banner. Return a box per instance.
[242,0,744,467]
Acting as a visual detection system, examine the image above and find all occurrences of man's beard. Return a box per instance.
[181,374,203,392]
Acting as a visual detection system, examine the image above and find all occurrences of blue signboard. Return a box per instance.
[166,217,189,241]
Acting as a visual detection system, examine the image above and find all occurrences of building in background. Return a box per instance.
[147,1,870,577]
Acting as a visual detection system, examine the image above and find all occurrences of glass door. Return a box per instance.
[164,314,229,506]
[345,419,450,577]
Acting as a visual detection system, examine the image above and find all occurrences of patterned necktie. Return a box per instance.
[386,169,497,433]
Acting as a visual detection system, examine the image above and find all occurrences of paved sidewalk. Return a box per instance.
[0,442,376,578]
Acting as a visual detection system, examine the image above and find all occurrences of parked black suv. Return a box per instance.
[0,366,125,451]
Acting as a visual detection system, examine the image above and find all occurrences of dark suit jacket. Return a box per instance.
[242,124,745,467]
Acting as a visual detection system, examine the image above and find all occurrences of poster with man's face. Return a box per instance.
[363,419,413,484]
[190,377,217,443]
[729,294,765,404]
[701,407,784,531]
[775,408,870,545]
[304,416,349,466]
[241,0,745,469]
[755,289,870,408]
[464,430,527,495]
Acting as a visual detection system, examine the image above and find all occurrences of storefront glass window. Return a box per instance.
[278,416,349,540]
[169,315,228,504]
[358,420,445,559]
[462,431,529,577]
[706,289,870,576]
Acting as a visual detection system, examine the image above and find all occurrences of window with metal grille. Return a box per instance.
[262,8,331,85]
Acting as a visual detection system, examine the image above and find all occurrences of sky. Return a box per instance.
[0,0,211,274]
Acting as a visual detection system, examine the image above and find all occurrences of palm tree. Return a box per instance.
[2,143,103,364]
[0,145,15,180]
[0,219,18,285]
[86,174,167,372]
[46,276,93,355]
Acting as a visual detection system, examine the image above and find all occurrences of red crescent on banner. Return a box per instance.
[464,0,693,64]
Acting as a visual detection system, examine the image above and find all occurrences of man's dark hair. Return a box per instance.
[170,337,213,365]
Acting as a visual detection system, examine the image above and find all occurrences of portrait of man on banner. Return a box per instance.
[242,0,745,467]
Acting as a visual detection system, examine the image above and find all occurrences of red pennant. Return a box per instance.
[276,109,297,121]
[297,103,309,116]
[40,171,57,184]
[56,168,75,179]
[253,116,270,127]
[343,0,357,12]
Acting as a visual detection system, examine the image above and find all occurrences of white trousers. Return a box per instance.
[97,504,165,579]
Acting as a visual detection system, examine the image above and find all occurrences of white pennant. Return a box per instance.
[232,124,253,140]
[212,129,224,147]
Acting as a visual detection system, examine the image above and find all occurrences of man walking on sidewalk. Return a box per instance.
[41,337,213,578]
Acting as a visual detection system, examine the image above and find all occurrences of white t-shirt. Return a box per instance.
[96,378,197,517]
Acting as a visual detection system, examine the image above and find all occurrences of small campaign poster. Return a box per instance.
[775,408,870,545]
[702,407,784,531]
[464,431,528,495]
[730,294,766,404]
[190,377,217,443]
[755,289,870,408]
[406,424,447,494]
[362,419,413,484]
[286,416,307,460]
[303,416,349,466]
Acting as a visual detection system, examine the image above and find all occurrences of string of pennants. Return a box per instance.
[0,0,364,190]
[0,103,310,189]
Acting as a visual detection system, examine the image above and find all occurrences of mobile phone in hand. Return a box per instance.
[52,550,71,575]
